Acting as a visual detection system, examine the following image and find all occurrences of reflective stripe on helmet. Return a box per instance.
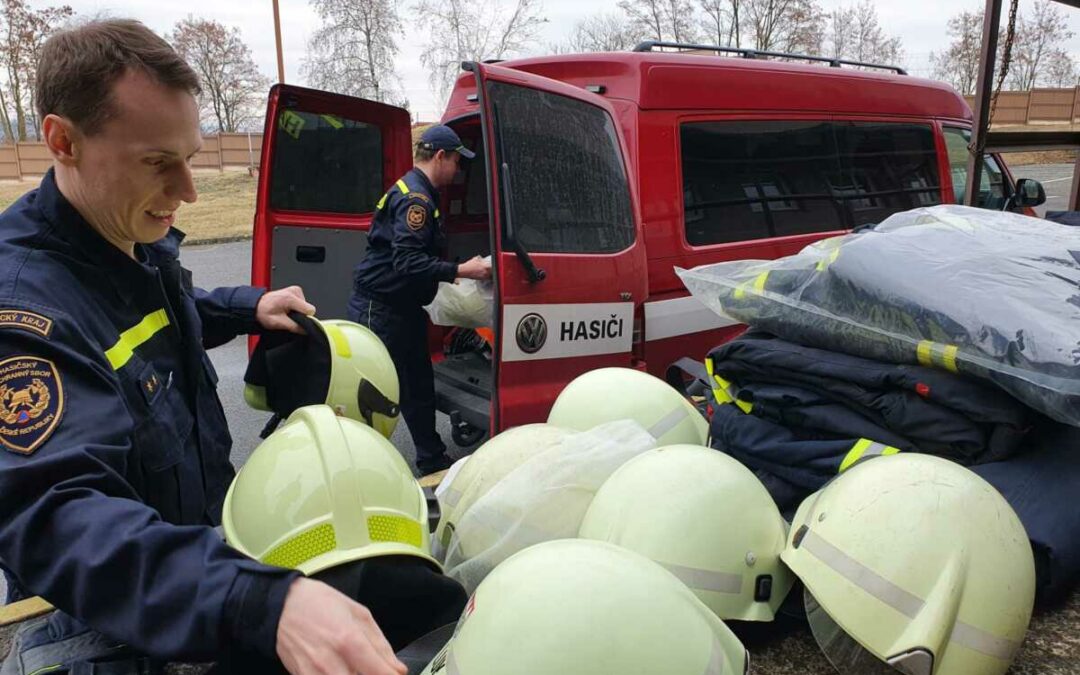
[796,527,1022,663]
[659,561,744,595]
[838,439,900,473]
[648,405,689,440]
[368,514,423,548]
[262,522,337,569]
[322,322,352,358]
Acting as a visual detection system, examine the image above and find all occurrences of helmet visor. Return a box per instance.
[805,589,933,675]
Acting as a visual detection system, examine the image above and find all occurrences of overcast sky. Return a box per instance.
[56,0,1080,122]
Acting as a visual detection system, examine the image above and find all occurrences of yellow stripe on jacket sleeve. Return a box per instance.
[105,309,171,370]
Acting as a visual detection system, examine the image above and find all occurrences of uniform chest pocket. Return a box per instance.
[125,359,194,472]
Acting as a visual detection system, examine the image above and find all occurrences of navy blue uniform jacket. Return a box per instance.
[352,168,458,306]
[0,170,298,661]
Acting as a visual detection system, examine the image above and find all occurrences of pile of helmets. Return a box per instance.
[428,367,1037,675]
[227,353,1038,675]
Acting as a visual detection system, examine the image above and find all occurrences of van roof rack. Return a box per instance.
[632,40,907,75]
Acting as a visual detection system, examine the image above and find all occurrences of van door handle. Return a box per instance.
[296,246,326,263]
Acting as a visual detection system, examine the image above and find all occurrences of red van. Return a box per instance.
[251,42,1043,445]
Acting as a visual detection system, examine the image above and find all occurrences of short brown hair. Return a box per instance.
[36,19,201,135]
[414,142,437,162]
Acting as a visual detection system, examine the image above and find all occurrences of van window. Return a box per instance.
[681,120,942,246]
[943,127,1008,209]
[269,109,383,214]
[488,81,634,254]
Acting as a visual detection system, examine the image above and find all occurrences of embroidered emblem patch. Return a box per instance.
[0,309,53,338]
[406,204,427,230]
[0,356,64,455]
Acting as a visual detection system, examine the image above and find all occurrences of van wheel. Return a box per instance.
[452,421,487,449]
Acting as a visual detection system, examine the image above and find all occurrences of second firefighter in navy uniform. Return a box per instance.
[348,125,491,475]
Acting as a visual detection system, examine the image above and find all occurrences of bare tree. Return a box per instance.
[930,8,985,95]
[171,18,269,133]
[825,1,902,66]
[743,0,822,54]
[699,0,744,47]
[302,0,403,104]
[618,0,699,44]
[0,0,73,141]
[560,12,640,52]
[414,0,547,107]
[1008,0,1073,90]
[1044,47,1078,88]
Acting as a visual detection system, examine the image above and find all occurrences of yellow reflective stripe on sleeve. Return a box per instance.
[434,208,440,219]
[733,271,770,300]
[322,323,352,359]
[839,438,900,473]
[376,192,389,210]
[940,344,959,373]
[105,309,170,370]
[916,340,960,373]
[916,340,933,368]
[711,373,753,414]
[816,249,840,271]
[396,179,410,195]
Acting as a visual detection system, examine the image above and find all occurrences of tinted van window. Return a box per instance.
[270,110,383,214]
[681,121,941,246]
[488,81,634,254]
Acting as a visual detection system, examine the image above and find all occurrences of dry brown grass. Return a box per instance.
[1002,149,1077,166]
[0,170,257,244]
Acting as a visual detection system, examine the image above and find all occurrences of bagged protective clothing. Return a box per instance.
[678,205,1080,426]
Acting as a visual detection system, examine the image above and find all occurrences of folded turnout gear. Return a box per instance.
[706,331,1038,504]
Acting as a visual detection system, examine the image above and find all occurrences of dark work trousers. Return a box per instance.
[347,293,448,471]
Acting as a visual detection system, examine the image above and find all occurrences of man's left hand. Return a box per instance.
[256,286,316,334]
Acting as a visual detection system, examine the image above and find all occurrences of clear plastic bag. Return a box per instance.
[423,259,493,329]
[677,205,1080,426]
[442,420,657,594]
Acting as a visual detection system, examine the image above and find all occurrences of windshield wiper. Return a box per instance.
[499,161,546,283]
[490,98,545,284]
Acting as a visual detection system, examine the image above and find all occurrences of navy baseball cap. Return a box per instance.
[418,125,475,159]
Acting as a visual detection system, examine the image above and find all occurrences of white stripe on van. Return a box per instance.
[644,295,740,341]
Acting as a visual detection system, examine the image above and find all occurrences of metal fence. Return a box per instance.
[964,88,1080,126]
[0,132,263,181]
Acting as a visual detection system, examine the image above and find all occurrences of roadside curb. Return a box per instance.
[182,234,252,247]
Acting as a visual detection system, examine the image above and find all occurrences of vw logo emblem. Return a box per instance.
[516,313,547,354]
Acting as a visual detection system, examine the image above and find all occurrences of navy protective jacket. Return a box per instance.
[352,168,458,306]
[0,170,298,661]
[706,331,1037,506]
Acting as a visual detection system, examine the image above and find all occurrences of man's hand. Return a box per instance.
[457,256,492,281]
[256,286,316,334]
[277,578,407,675]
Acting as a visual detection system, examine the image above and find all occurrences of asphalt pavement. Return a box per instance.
[1010,162,1073,217]
[185,239,471,473]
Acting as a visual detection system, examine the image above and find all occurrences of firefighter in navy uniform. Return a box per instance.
[348,125,491,476]
[0,20,406,675]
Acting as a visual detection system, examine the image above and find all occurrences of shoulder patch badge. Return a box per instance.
[407,204,427,231]
[0,356,64,455]
[0,309,52,338]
